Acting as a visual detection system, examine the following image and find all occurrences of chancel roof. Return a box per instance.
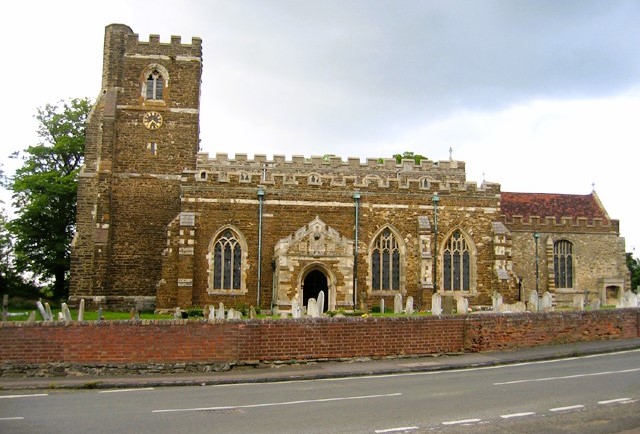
[500,192,609,223]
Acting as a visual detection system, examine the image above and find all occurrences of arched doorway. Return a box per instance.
[303,270,328,312]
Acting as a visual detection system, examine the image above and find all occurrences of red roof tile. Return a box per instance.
[500,192,609,223]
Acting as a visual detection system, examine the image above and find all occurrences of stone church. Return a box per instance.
[69,24,630,312]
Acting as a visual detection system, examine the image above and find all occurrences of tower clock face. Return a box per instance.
[143,111,163,130]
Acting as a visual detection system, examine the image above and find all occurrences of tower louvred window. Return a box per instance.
[146,70,164,100]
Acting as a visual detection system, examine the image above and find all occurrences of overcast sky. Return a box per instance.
[1,0,639,257]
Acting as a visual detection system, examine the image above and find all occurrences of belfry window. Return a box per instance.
[146,70,164,100]
[212,229,242,290]
[371,228,401,291]
[554,240,573,288]
[443,230,471,291]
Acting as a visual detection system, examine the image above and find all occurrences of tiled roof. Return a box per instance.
[500,192,609,223]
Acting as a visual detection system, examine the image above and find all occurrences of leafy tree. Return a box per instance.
[393,151,427,164]
[627,252,640,293]
[6,98,91,300]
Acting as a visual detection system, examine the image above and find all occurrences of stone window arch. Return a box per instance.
[369,226,405,292]
[554,239,573,288]
[142,64,169,102]
[207,226,248,294]
[442,229,477,292]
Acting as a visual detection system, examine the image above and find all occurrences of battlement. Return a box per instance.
[502,215,620,233]
[125,31,202,58]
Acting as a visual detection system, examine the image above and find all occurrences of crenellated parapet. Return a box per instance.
[189,152,499,195]
[125,32,202,58]
[502,215,620,233]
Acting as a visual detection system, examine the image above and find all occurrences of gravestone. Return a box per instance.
[130,307,137,320]
[208,305,216,321]
[291,297,301,319]
[492,292,503,311]
[405,296,414,315]
[573,294,585,311]
[36,300,49,321]
[442,295,455,315]
[431,293,442,315]
[227,308,236,319]
[27,311,36,322]
[45,303,53,321]
[394,293,403,314]
[2,294,8,321]
[307,299,319,317]
[540,292,554,311]
[528,290,539,312]
[589,298,601,310]
[77,299,85,321]
[61,303,72,323]
[456,297,468,315]
[217,303,225,320]
[249,306,257,319]
[380,298,385,314]
[317,291,325,315]
[173,307,182,319]
[624,290,638,307]
[58,312,64,321]
[203,304,210,318]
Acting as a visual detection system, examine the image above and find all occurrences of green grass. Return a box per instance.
[2,309,173,322]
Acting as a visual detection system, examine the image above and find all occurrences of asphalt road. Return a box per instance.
[1,349,639,433]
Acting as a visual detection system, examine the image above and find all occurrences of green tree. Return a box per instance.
[6,98,91,300]
[393,151,428,164]
[627,252,640,293]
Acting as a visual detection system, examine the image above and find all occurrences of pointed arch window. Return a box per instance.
[554,240,573,288]
[146,70,164,100]
[371,228,401,291]
[211,229,242,290]
[443,230,471,291]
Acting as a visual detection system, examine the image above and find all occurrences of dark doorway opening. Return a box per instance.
[303,270,328,312]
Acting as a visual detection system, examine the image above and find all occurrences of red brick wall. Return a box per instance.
[0,310,637,366]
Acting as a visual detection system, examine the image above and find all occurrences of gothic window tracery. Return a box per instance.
[371,228,401,291]
[443,230,471,291]
[210,229,243,291]
[554,240,573,288]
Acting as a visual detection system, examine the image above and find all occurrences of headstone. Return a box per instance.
[380,298,385,314]
[394,293,403,314]
[456,297,468,315]
[625,290,639,307]
[130,307,137,320]
[57,312,64,321]
[227,307,236,319]
[217,302,225,320]
[405,296,414,315]
[27,311,36,322]
[45,303,53,321]
[2,294,8,321]
[589,298,601,310]
[512,301,526,312]
[77,299,85,321]
[317,291,325,314]
[97,307,103,321]
[173,307,182,319]
[203,304,210,318]
[540,291,554,311]
[442,295,455,315]
[291,297,301,318]
[573,294,585,311]
[528,290,539,312]
[307,298,319,317]
[61,303,72,323]
[36,300,49,321]
[431,293,442,315]
[249,306,257,319]
[492,292,503,311]
[207,305,216,321]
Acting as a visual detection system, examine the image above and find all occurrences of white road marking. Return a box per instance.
[442,418,481,425]
[152,392,402,413]
[500,412,536,419]
[374,426,418,433]
[98,387,155,393]
[0,417,24,421]
[493,367,640,385]
[550,405,584,412]
[598,398,633,404]
[0,394,48,399]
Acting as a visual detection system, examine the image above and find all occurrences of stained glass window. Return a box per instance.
[371,228,401,291]
[443,230,471,291]
[212,230,242,290]
[554,240,573,288]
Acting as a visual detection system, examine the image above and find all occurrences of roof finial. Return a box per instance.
[449,147,453,161]
[482,171,486,183]
[591,181,595,192]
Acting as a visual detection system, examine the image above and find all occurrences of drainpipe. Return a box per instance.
[257,186,265,308]
[353,191,361,310]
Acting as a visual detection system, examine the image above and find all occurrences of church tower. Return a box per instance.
[70,24,202,309]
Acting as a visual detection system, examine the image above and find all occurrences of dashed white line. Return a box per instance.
[598,398,632,405]
[550,405,584,412]
[500,412,536,419]
[442,418,482,426]
[98,387,155,393]
[0,394,48,399]
[153,392,401,413]
[0,417,24,421]
[374,426,418,433]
